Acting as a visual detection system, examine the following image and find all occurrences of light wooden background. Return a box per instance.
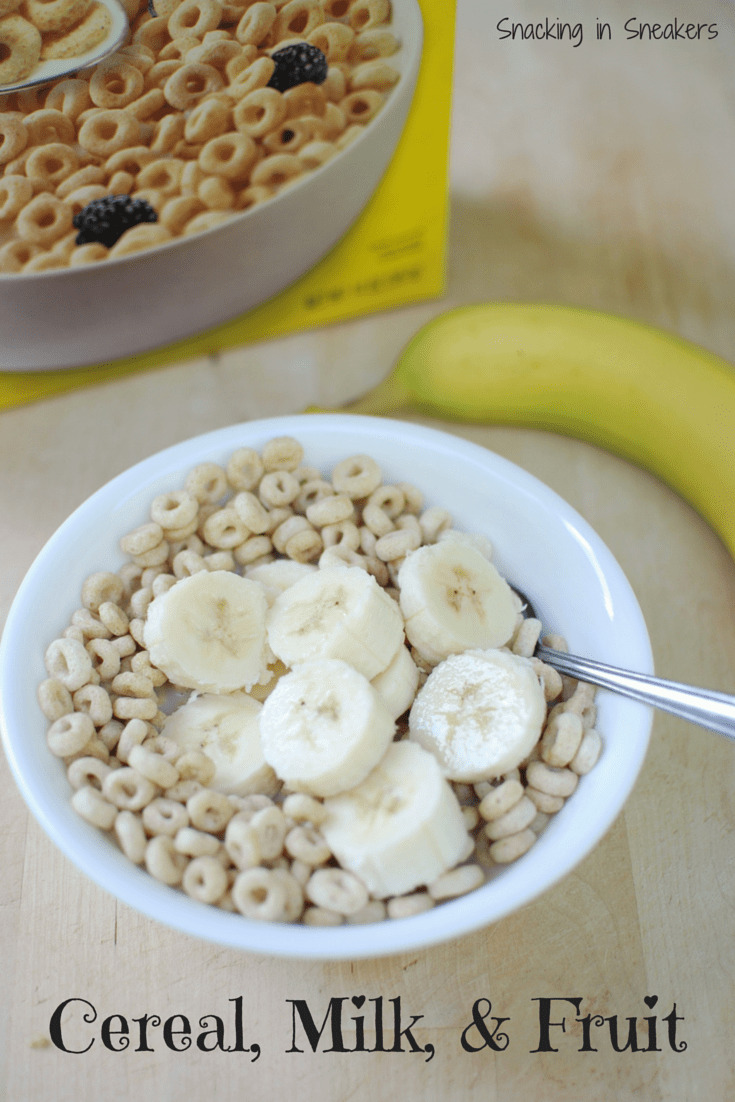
[1,1,735,1098]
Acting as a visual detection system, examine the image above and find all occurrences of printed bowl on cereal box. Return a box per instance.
[0,0,422,369]
[0,415,654,959]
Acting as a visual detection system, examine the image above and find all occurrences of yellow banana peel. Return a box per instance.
[342,303,735,562]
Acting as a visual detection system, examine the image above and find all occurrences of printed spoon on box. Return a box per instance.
[0,0,128,94]
[513,587,735,741]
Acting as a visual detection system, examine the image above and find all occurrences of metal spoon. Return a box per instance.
[0,0,129,95]
[512,588,735,742]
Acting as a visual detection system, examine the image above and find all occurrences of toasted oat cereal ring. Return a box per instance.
[282,81,326,119]
[526,760,579,798]
[54,165,103,200]
[198,129,256,179]
[195,172,234,209]
[181,208,232,234]
[116,41,156,71]
[47,710,95,757]
[331,452,382,497]
[339,87,383,123]
[168,0,222,39]
[25,107,76,146]
[349,0,389,31]
[0,110,26,164]
[349,58,398,92]
[272,0,324,40]
[38,676,74,722]
[104,144,155,177]
[136,155,184,195]
[158,32,199,60]
[146,112,183,155]
[184,94,230,142]
[78,108,141,156]
[570,728,602,775]
[0,0,22,15]
[201,505,248,547]
[144,57,181,89]
[16,192,73,247]
[22,247,67,271]
[232,490,268,529]
[0,13,40,83]
[182,854,228,903]
[132,13,171,52]
[0,238,40,271]
[72,785,117,830]
[234,0,274,45]
[350,27,398,60]
[263,118,311,154]
[114,809,147,863]
[106,221,171,256]
[145,834,188,884]
[185,461,228,503]
[0,172,31,219]
[235,183,270,209]
[489,828,536,865]
[227,53,273,97]
[232,85,285,138]
[90,59,145,108]
[186,36,240,69]
[164,60,223,109]
[41,1,111,59]
[43,77,91,118]
[25,141,78,188]
[249,151,301,188]
[232,866,288,920]
[307,20,354,61]
[60,184,107,214]
[187,787,234,833]
[25,0,91,34]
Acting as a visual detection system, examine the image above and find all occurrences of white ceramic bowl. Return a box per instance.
[0,415,654,958]
[0,2,422,371]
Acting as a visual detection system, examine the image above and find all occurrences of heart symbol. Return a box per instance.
[352,996,366,1009]
[643,995,658,1009]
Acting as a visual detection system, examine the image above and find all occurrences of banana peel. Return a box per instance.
[337,303,735,562]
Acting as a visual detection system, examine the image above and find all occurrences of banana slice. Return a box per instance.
[408,648,546,782]
[266,566,404,680]
[370,644,419,721]
[245,560,317,606]
[259,658,395,797]
[144,570,268,693]
[397,542,519,664]
[322,741,472,899]
[162,691,278,797]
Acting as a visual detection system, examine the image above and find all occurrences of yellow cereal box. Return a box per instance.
[0,0,455,408]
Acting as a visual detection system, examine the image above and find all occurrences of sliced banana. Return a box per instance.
[162,692,278,797]
[397,542,519,665]
[266,566,404,680]
[408,648,546,782]
[322,741,472,899]
[143,570,268,693]
[259,658,395,797]
[370,644,419,721]
[245,560,317,606]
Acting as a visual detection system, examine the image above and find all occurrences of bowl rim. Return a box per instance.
[0,414,654,959]
[0,0,424,283]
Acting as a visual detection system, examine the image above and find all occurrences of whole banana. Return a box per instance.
[353,304,735,561]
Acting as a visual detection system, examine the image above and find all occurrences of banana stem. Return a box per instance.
[307,372,411,417]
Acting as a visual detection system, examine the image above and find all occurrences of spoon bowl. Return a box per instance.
[0,0,129,93]
[511,585,735,741]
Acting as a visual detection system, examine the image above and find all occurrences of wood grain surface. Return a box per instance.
[2,1,734,1099]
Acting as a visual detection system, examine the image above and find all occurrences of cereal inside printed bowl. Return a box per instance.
[0,0,422,369]
[0,415,653,958]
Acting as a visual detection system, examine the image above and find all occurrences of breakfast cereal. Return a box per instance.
[0,0,402,272]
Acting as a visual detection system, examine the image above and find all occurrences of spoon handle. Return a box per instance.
[536,645,735,741]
